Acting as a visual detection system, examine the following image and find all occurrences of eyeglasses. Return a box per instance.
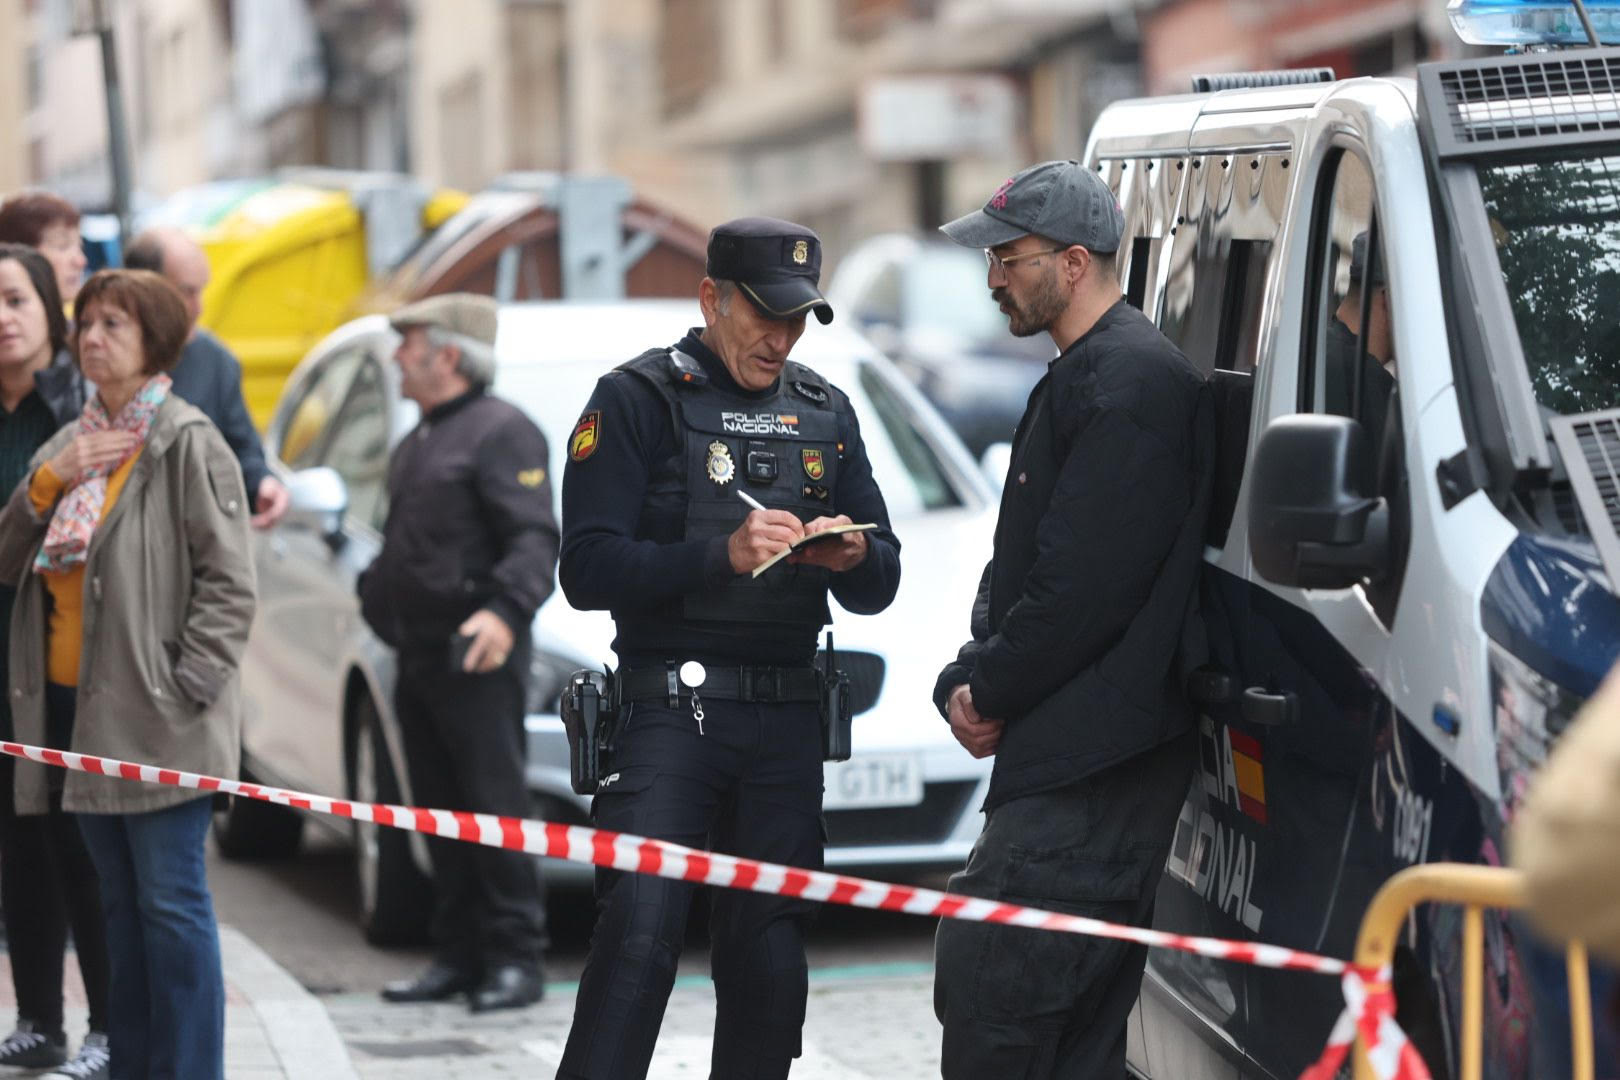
[984,246,1066,272]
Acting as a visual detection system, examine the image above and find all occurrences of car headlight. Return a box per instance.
[527,648,578,716]
[1489,641,1584,818]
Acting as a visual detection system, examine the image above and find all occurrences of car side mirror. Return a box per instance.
[284,466,348,547]
[979,442,1012,491]
[1248,414,1389,589]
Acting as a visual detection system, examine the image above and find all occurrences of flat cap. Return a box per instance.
[389,292,499,347]
[707,216,833,325]
[940,160,1124,255]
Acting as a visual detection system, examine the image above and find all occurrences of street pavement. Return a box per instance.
[185,828,950,1077]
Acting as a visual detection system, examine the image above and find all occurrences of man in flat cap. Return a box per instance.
[358,292,557,1013]
[930,161,1212,1077]
[555,218,901,1079]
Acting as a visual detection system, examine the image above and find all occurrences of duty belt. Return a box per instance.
[619,664,821,705]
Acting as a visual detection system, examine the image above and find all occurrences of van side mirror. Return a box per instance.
[284,466,349,548]
[1248,414,1389,589]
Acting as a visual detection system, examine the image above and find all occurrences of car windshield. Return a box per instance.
[1479,154,1620,416]
[498,356,967,518]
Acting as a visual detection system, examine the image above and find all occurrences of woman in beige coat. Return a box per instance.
[0,269,256,1080]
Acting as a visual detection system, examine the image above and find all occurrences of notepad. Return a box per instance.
[751,522,878,578]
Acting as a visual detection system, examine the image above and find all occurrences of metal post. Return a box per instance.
[1571,0,1602,48]
[91,0,135,249]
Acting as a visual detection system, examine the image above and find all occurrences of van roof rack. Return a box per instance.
[1191,68,1336,94]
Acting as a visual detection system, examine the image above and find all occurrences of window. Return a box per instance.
[855,363,961,513]
[320,360,391,531]
[1299,148,1408,620]
[1480,154,1620,417]
[1301,151,1395,456]
[274,346,366,469]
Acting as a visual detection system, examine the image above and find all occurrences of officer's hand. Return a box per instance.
[46,431,140,485]
[947,684,1003,759]
[458,609,515,674]
[728,509,805,574]
[787,515,868,572]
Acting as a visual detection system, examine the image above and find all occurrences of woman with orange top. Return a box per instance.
[0,269,256,1080]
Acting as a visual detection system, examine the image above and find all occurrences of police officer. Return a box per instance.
[556,218,901,1080]
[357,293,556,1013]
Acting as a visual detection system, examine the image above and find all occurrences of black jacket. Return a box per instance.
[358,389,560,651]
[169,330,270,496]
[933,299,1213,808]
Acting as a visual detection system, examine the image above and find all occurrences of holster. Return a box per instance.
[561,668,618,795]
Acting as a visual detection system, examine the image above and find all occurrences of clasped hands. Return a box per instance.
[726,509,867,575]
[947,684,1003,759]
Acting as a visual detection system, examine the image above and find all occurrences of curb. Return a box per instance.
[219,926,359,1080]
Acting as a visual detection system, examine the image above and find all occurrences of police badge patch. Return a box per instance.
[801,448,825,481]
[706,440,736,486]
[569,411,601,462]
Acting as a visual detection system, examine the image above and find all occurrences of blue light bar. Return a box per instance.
[1448,0,1620,45]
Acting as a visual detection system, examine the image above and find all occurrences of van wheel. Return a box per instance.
[212,770,304,859]
[352,696,434,945]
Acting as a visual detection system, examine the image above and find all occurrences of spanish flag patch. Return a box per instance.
[570,410,601,462]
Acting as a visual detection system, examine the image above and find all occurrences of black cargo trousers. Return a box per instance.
[935,730,1198,1079]
[557,695,824,1080]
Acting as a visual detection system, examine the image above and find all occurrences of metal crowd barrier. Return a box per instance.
[1352,863,1594,1080]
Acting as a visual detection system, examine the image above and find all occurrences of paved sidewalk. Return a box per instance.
[326,962,940,1078]
[0,925,356,1079]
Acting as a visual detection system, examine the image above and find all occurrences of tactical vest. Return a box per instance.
[620,347,846,632]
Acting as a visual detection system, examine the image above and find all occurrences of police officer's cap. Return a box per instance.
[707,217,834,325]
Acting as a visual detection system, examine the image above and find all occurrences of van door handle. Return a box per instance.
[1242,686,1298,726]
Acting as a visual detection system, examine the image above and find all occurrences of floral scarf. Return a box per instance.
[33,374,172,575]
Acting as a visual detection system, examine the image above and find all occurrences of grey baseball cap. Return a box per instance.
[940,160,1124,254]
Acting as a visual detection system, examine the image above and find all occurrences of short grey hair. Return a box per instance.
[425,324,496,386]
[712,278,738,315]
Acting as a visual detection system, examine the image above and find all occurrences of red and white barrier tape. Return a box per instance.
[2,741,1428,1080]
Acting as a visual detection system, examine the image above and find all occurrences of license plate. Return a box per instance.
[823,752,924,810]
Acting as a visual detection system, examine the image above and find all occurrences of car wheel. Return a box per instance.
[211,770,304,860]
[352,695,435,946]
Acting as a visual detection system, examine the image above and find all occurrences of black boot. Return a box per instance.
[468,963,544,1013]
[381,961,478,1003]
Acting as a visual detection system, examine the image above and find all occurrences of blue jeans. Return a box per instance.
[77,797,223,1080]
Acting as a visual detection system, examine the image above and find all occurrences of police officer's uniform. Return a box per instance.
[556,219,901,1080]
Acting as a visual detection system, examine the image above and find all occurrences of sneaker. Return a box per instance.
[40,1032,108,1080]
[0,1020,67,1068]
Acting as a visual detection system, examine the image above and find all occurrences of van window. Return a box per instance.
[1301,148,1409,621]
[1162,237,1273,376]
[1301,151,1394,453]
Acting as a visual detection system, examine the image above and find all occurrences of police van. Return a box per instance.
[1085,2,1620,1076]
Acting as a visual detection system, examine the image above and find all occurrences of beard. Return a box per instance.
[993,267,1067,337]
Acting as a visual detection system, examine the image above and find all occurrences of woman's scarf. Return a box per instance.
[33,374,171,575]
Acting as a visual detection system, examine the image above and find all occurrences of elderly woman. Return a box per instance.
[0,269,255,1080]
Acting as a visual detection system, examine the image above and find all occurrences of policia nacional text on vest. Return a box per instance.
[561,346,855,792]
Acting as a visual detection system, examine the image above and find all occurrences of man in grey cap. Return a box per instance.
[930,161,1213,1077]
[357,292,557,1012]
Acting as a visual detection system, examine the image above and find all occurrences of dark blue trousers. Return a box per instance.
[558,697,824,1080]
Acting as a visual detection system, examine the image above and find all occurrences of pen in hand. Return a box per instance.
[736,489,767,512]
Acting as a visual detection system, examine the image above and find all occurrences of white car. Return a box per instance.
[222,299,1000,943]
